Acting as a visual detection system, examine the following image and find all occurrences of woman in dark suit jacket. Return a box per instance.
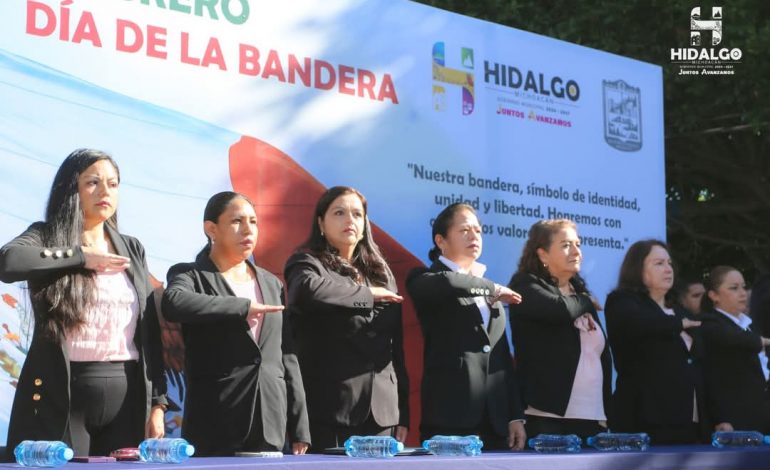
[284,186,409,450]
[605,239,705,444]
[162,191,310,456]
[406,203,526,450]
[700,265,770,433]
[508,219,612,440]
[0,149,171,458]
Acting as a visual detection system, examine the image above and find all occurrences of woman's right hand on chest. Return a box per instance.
[82,245,130,273]
[369,286,403,303]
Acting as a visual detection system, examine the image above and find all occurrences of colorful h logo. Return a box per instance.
[432,42,474,115]
[690,6,722,46]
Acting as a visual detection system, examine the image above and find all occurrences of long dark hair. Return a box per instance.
[615,239,670,295]
[299,186,392,286]
[428,203,477,262]
[701,265,740,312]
[30,148,120,340]
[513,219,588,293]
[201,191,255,250]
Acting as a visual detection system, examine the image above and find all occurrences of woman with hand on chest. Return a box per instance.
[162,192,310,456]
[284,186,409,451]
[605,240,705,444]
[699,266,770,434]
[407,203,526,450]
[0,149,171,458]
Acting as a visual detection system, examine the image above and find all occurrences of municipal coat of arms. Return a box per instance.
[603,80,642,152]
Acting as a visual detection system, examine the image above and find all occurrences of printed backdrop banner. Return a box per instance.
[0,0,664,444]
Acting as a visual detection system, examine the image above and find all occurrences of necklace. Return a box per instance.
[82,237,110,251]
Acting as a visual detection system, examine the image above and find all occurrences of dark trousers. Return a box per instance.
[69,361,139,456]
[310,413,394,452]
[524,415,605,443]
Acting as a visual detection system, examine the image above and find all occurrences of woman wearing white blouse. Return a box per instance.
[700,265,770,434]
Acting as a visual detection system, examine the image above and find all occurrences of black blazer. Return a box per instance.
[508,272,612,417]
[604,290,705,434]
[0,223,169,458]
[700,309,770,432]
[162,249,311,455]
[750,272,770,339]
[406,260,524,437]
[284,252,409,429]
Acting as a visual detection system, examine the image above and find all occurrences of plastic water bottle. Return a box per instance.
[14,440,74,467]
[711,431,770,448]
[422,435,483,456]
[586,432,650,451]
[528,434,582,453]
[343,436,404,458]
[139,438,195,463]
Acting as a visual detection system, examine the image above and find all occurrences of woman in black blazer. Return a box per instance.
[162,191,311,456]
[0,149,171,458]
[284,186,409,450]
[605,239,705,444]
[699,265,770,433]
[406,203,526,450]
[508,219,611,440]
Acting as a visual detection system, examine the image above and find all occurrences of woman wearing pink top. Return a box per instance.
[508,219,612,441]
[162,192,310,456]
[0,149,172,458]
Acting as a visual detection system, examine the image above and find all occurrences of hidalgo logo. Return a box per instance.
[432,42,475,115]
[671,5,742,76]
[603,80,642,152]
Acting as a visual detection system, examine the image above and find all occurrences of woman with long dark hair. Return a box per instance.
[0,149,171,457]
[508,219,611,441]
[604,239,705,444]
[284,186,409,450]
[700,266,770,433]
[162,191,310,456]
[406,203,526,450]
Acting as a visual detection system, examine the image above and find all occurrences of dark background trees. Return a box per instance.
[417,0,770,285]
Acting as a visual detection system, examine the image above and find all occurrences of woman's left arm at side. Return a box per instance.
[281,286,311,454]
[133,239,175,438]
[391,301,410,442]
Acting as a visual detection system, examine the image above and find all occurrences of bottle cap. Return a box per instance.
[184,444,195,457]
[62,448,74,461]
[764,436,770,445]
[396,442,404,453]
[586,436,595,446]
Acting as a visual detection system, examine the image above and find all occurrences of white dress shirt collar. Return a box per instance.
[716,308,753,330]
[439,255,487,278]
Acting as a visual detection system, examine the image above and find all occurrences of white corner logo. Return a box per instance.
[671,5,741,76]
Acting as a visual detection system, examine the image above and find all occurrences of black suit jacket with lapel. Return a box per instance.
[700,309,770,432]
[406,260,524,437]
[284,252,409,430]
[604,289,706,434]
[0,222,169,459]
[162,249,311,455]
[508,272,612,417]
